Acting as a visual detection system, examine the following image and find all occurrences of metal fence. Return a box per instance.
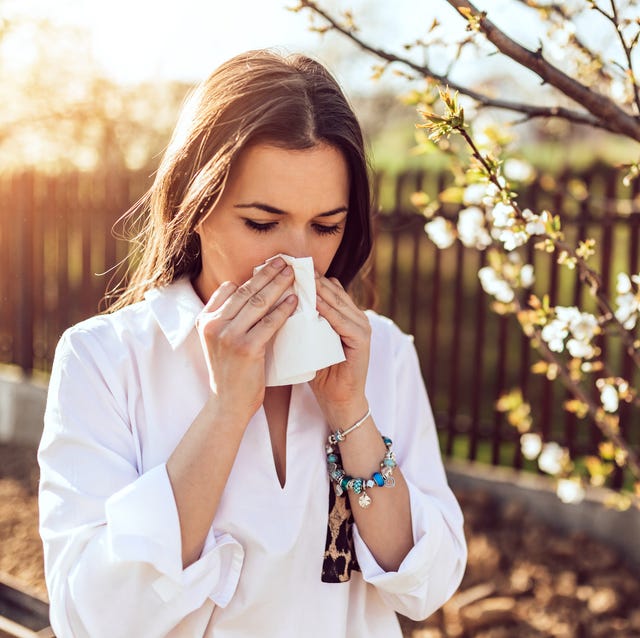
[2,166,639,473]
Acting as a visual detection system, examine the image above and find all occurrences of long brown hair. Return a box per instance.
[106,49,372,312]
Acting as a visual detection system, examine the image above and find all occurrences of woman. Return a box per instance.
[38,50,466,638]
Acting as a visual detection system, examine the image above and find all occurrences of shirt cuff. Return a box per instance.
[104,463,244,606]
[352,481,444,594]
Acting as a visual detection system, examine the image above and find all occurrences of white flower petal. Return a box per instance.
[617,273,632,294]
[491,202,516,227]
[566,338,594,359]
[600,384,619,413]
[538,442,565,476]
[520,264,535,288]
[424,218,456,249]
[557,478,585,504]
[503,158,535,182]
[520,433,542,460]
[462,183,488,206]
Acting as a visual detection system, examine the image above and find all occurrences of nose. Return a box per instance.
[281,230,310,259]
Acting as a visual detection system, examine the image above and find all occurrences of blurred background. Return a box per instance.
[2,0,639,469]
[1,2,640,635]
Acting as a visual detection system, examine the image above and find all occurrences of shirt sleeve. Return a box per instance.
[352,325,467,621]
[38,326,244,638]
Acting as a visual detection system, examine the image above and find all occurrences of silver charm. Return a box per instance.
[384,476,396,488]
[358,491,372,508]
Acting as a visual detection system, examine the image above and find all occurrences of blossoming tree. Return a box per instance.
[293,0,640,508]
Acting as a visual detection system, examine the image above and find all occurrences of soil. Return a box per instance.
[2,443,640,637]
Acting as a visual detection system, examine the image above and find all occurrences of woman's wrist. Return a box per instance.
[203,392,253,436]
[323,397,370,433]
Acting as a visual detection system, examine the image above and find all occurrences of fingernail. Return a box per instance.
[271,257,285,269]
[282,266,293,276]
[286,294,297,303]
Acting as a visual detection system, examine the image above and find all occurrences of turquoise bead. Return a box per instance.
[373,472,384,487]
[327,453,338,463]
[352,479,363,494]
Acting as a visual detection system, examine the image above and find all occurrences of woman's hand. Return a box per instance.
[310,275,371,428]
[196,257,297,426]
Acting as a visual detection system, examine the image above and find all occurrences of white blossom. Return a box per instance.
[610,77,631,104]
[462,183,489,206]
[519,264,535,288]
[541,319,568,352]
[617,273,632,295]
[520,433,542,460]
[522,209,546,235]
[424,217,455,249]
[567,311,598,343]
[555,306,581,324]
[566,338,595,359]
[499,229,528,251]
[482,183,501,207]
[490,202,517,227]
[556,478,585,504]
[599,382,619,413]
[478,267,515,303]
[457,206,492,249]
[538,442,565,476]
[614,274,640,329]
[615,293,639,329]
[503,158,535,183]
[541,306,598,359]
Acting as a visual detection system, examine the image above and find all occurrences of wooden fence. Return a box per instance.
[2,166,639,475]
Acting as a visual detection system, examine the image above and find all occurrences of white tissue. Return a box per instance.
[254,255,346,386]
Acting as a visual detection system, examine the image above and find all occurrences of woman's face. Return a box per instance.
[193,142,350,302]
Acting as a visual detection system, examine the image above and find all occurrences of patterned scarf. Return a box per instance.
[321,485,360,582]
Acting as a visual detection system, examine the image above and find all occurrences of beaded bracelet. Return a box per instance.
[327,408,371,445]
[325,435,397,509]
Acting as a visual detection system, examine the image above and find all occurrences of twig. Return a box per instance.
[608,0,640,115]
[445,0,640,140]
[512,0,613,86]
[294,0,618,134]
[452,122,640,371]
[514,297,640,481]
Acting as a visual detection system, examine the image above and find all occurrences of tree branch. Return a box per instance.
[445,0,640,141]
[516,301,640,482]
[295,0,631,135]
[512,0,613,87]
[609,0,640,115]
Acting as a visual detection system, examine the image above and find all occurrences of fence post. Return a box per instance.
[14,172,35,373]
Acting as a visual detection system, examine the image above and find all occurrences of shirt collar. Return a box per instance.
[144,276,204,350]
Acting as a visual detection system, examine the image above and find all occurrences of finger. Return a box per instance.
[316,276,367,327]
[202,281,238,314]
[247,294,298,344]
[216,257,291,321]
[229,265,297,333]
[316,294,363,344]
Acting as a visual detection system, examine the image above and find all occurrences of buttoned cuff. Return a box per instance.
[104,463,244,606]
[352,481,443,593]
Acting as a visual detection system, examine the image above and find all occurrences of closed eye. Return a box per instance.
[243,219,277,233]
[313,223,342,236]
[243,219,343,236]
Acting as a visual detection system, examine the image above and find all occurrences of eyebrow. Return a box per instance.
[234,202,348,217]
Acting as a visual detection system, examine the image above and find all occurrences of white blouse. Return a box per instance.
[38,277,467,638]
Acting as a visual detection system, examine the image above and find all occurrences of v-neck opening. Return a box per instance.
[262,385,294,491]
